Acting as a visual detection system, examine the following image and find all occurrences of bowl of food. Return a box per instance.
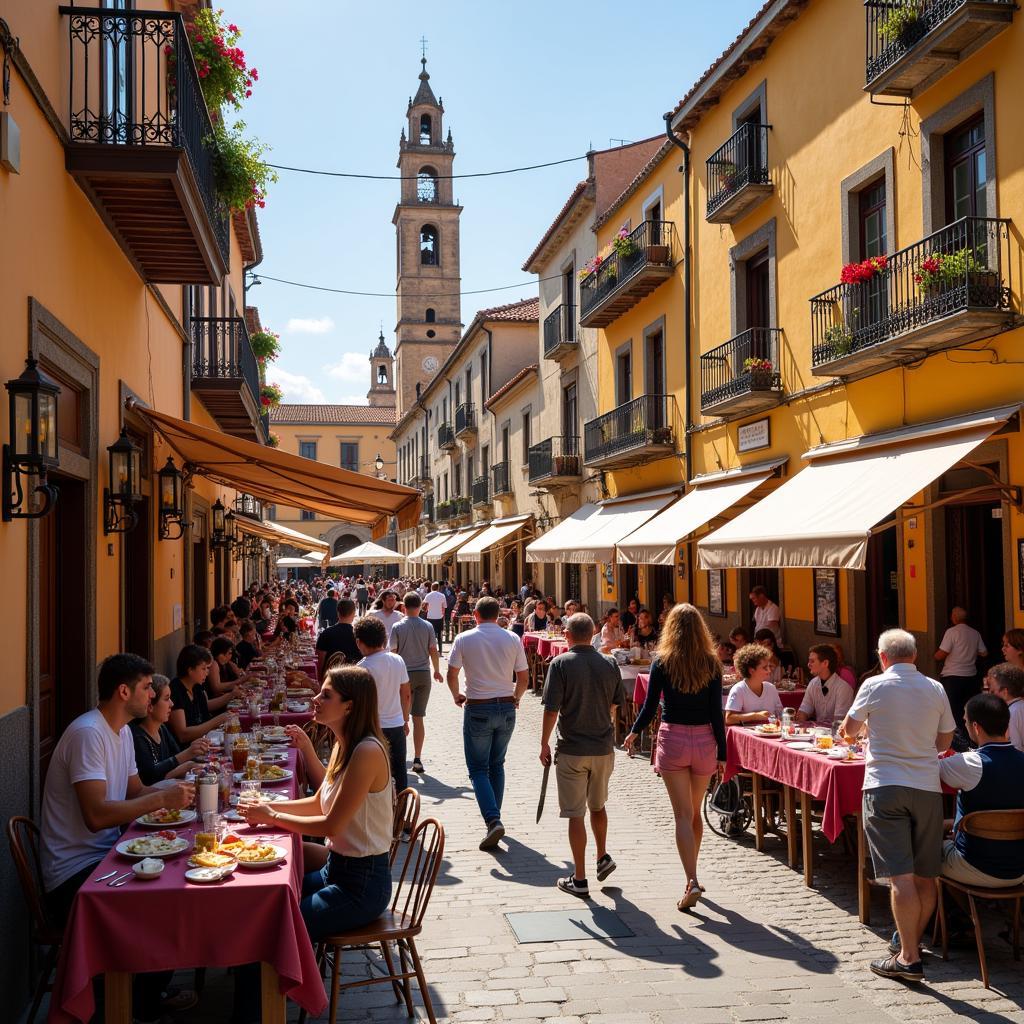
[132,857,165,880]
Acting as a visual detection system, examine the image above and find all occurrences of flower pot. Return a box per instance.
[652,427,673,445]
[749,370,775,391]
[646,244,670,264]
[967,270,1000,307]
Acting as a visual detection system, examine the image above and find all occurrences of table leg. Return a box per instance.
[261,961,286,1024]
[857,813,871,925]
[752,772,765,852]
[783,785,798,868]
[105,971,131,1024]
[799,791,813,888]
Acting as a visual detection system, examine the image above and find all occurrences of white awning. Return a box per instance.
[328,541,406,566]
[697,406,1017,570]
[456,515,532,563]
[407,533,450,561]
[425,525,484,561]
[617,460,784,565]
[276,556,317,568]
[525,503,601,564]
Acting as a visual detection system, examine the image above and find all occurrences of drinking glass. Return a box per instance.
[239,779,262,808]
[272,711,281,729]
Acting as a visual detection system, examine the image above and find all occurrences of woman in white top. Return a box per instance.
[725,643,784,726]
[243,665,394,941]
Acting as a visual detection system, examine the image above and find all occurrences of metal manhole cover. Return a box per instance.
[505,908,634,943]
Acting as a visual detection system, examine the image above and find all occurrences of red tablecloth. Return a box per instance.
[723,727,865,842]
[631,674,805,711]
[237,710,315,729]
[522,632,570,659]
[49,749,326,1023]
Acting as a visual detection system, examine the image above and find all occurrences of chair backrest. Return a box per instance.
[389,787,421,867]
[391,817,444,930]
[6,816,53,937]
[961,808,1024,842]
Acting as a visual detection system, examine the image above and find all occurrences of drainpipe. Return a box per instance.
[482,325,494,489]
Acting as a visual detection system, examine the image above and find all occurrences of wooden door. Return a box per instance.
[37,490,58,781]
[192,533,209,637]
[746,252,771,330]
[123,496,152,660]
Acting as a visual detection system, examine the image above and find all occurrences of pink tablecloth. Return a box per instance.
[723,726,864,842]
[631,674,805,711]
[50,749,326,1023]
[522,632,568,659]
[237,710,315,730]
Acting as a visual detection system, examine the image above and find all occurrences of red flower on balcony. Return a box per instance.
[840,254,888,284]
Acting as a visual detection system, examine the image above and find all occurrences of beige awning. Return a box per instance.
[525,503,601,564]
[697,406,1018,570]
[328,541,406,566]
[425,525,485,561]
[276,556,318,568]
[132,405,420,534]
[407,533,451,561]
[617,459,785,565]
[236,516,330,553]
[456,515,533,563]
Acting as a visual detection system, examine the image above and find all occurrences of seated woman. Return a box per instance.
[629,608,660,648]
[753,628,800,685]
[131,675,210,785]
[524,600,549,633]
[211,635,246,687]
[269,614,299,644]
[831,641,857,689]
[168,644,233,744]
[599,608,627,653]
[725,643,785,726]
[235,619,261,670]
[620,598,640,634]
[243,665,394,941]
[729,626,750,649]
[716,639,736,670]
[256,598,276,637]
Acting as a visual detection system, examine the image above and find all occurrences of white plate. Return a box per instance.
[233,768,293,785]
[136,809,197,828]
[116,836,190,858]
[263,734,291,744]
[235,844,287,869]
[787,741,817,751]
[780,732,815,742]
[185,865,237,884]
[261,751,288,763]
[227,790,288,808]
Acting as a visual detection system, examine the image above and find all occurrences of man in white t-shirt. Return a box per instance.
[749,585,782,642]
[355,614,411,792]
[447,596,529,850]
[369,589,404,644]
[934,607,987,747]
[842,629,955,983]
[422,582,448,650]
[796,644,854,725]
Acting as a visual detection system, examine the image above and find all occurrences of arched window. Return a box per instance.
[425,307,436,323]
[417,166,438,203]
[377,364,388,385]
[419,114,432,145]
[420,224,438,266]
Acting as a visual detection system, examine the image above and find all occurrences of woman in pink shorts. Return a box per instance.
[624,604,726,910]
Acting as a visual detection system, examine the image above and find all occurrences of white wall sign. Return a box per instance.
[737,418,771,453]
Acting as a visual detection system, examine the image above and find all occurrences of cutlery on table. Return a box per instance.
[93,869,118,882]
[107,872,133,887]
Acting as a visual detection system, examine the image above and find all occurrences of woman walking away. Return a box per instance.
[624,603,726,911]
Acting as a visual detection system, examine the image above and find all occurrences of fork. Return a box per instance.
[107,872,133,887]
[93,869,118,882]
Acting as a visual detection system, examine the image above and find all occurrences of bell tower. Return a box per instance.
[392,56,462,416]
[367,332,397,408]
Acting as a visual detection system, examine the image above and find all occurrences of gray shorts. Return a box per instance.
[409,670,432,718]
[863,786,944,879]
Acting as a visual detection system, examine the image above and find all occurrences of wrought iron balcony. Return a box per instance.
[455,403,477,438]
[436,497,470,523]
[583,395,677,470]
[492,461,512,498]
[579,220,676,328]
[700,328,784,417]
[865,0,1015,97]
[528,436,582,486]
[405,457,431,488]
[60,6,230,284]
[471,476,490,507]
[811,217,1016,380]
[438,423,456,450]
[543,304,578,361]
[190,317,264,441]
[706,123,772,224]
[420,495,435,523]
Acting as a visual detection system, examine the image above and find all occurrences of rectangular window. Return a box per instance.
[300,510,315,521]
[481,444,489,474]
[501,424,510,462]
[562,382,577,438]
[467,456,475,483]
[858,180,887,259]
[454,382,461,408]
[616,348,632,406]
[340,442,359,472]
[298,440,317,461]
[521,409,532,462]
[465,368,472,406]
[443,472,449,500]
[480,353,488,402]
[454,463,462,494]
[945,115,987,224]
[644,328,665,395]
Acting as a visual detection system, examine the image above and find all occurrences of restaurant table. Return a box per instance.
[50,748,326,1024]
[631,673,806,711]
[237,709,315,730]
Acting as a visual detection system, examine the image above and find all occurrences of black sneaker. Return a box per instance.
[479,820,505,850]
[412,758,425,774]
[596,853,617,882]
[557,875,590,898]
[869,954,924,982]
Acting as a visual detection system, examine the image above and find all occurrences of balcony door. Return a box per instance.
[738,109,764,186]
[562,382,577,440]
[644,328,666,431]
[101,0,132,141]
[615,348,632,407]
[745,253,772,370]
[945,115,987,225]
[858,180,888,334]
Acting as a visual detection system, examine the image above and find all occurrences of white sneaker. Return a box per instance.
[557,875,590,898]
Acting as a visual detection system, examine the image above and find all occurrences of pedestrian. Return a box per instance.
[934,607,987,748]
[368,589,404,645]
[624,604,726,910]
[539,613,625,898]
[390,592,443,775]
[422,581,447,652]
[749,584,782,642]
[315,598,360,677]
[354,576,370,616]
[841,629,955,982]
[354,615,411,794]
[315,587,339,634]
[446,595,529,850]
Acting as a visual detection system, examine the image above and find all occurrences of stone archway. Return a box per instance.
[333,534,362,556]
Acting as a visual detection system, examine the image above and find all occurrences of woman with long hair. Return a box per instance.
[242,665,394,940]
[624,604,726,910]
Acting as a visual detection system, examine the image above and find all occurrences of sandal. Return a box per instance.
[677,880,702,911]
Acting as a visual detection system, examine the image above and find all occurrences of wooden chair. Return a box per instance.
[390,787,421,866]
[316,818,445,1024]
[935,809,1024,989]
[7,816,63,1024]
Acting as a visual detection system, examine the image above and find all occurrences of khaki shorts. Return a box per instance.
[555,752,614,818]
[942,839,1024,888]
[409,670,432,718]
[863,786,944,879]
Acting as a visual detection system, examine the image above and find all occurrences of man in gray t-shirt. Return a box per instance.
[390,592,442,775]
[540,613,625,899]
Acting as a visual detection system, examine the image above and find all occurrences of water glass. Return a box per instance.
[239,779,262,807]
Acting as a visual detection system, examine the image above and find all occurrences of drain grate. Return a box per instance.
[505,907,634,944]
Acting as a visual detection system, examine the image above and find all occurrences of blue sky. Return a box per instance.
[236,0,758,403]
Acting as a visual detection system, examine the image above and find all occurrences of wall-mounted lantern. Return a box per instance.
[2,356,60,521]
[157,456,185,540]
[103,427,142,534]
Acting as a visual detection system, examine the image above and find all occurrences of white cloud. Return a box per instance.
[270,367,326,403]
[324,351,368,383]
[286,316,335,335]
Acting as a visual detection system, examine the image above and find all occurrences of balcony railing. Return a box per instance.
[455,403,477,437]
[190,316,264,441]
[61,6,230,283]
[584,395,677,469]
[706,122,772,223]
[436,497,470,522]
[865,0,1015,96]
[579,220,676,328]
[471,476,490,507]
[528,436,582,485]
[810,217,1016,378]
[421,495,435,523]
[438,423,455,450]
[405,457,430,487]
[492,461,512,497]
[543,304,578,360]
[700,328,784,416]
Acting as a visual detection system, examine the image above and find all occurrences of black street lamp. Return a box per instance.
[211,497,227,547]
[104,427,142,534]
[2,355,60,521]
[157,456,185,540]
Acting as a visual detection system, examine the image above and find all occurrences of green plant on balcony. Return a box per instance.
[742,357,775,390]
[266,431,280,448]
[250,329,281,362]
[717,158,739,191]
[612,226,637,260]
[823,321,855,356]
[260,382,283,408]
[880,1,922,46]
[211,120,277,212]
[185,9,258,118]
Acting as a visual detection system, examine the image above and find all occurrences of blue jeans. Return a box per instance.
[300,851,392,943]
[463,702,516,824]
[382,725,408,793]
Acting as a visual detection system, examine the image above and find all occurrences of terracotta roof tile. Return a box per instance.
[485,364,538,410]
[475,296,540,322]
[269,404,396,426]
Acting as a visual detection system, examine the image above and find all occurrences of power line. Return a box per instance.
[266,154,586,181]
[256,273,558,298]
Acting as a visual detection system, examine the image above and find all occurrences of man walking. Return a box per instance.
[315,598,360,676]
[369,589,403,645]
[390,592,443,775]
[354,576,370,616]
[447,596,529,849]
[422,582,448,652]
[539,613,625,898]
[842,628,955,982]
[315,586,339,634]
[935,606,987,748]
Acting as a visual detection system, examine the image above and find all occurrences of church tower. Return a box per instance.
[367,331,396,408]
[392,57,462,416]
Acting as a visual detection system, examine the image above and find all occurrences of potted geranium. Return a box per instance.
[743,357,775,390]
[266,431,280,448]
[612,226,637,261]
[915,248,997,304]
[211,120,277,212]
[840,254,888,285]
[260,382,282,408]
[250,329,280,363]
[186,9,257,117]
